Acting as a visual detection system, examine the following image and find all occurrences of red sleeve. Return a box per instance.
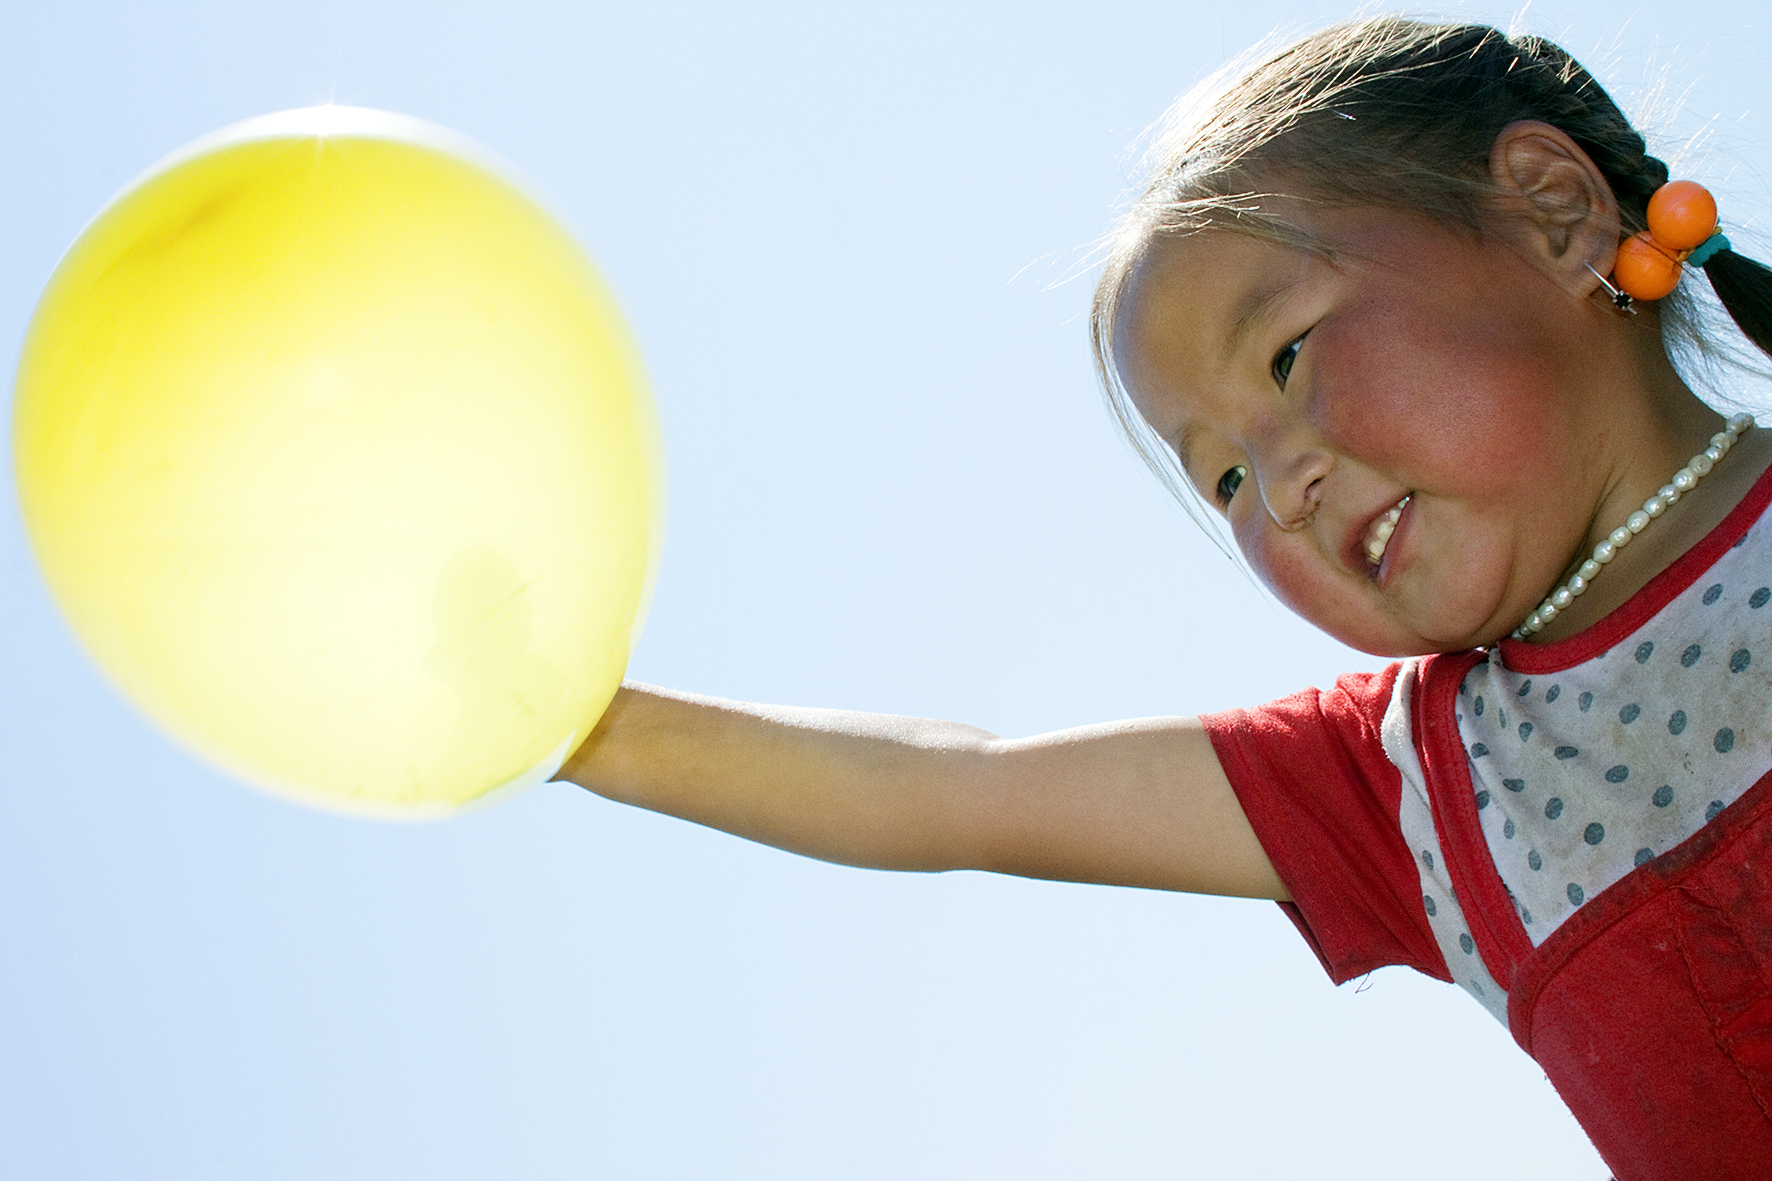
[1202,664,1450,985]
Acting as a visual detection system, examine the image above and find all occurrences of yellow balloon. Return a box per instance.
[14,107,663,819]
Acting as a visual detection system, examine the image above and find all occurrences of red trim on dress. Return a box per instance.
[1413,650,1538,985]
[1499,456,1772,675]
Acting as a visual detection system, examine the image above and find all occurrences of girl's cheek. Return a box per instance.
[1239,527,1393,651]
[1234,524,1313,609]
[1240,528,1389,649]
[1306,302,1559,480]
[1305,316,1453,459]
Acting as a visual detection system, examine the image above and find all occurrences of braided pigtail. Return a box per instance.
[1532,32,1772,365]
[1700,249,1772,359]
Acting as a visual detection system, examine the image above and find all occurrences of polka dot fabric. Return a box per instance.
[1458,524,1772,946]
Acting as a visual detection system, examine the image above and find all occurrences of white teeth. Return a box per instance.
[1364,497,1409,566]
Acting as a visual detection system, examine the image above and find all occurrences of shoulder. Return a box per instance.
[1202,661,1407,764]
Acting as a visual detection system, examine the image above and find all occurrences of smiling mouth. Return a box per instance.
[1363,495,1411,568]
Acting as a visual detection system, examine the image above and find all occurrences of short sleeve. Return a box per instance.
[1202,665,1450,985]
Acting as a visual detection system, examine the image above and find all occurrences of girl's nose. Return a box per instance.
[1255,444,1335,531]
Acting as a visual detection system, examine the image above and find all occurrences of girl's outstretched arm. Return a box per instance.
[555,685,1288,901]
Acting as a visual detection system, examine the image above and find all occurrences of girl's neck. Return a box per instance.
[1527,413,1772,644]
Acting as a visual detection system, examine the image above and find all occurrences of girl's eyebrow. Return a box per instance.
[1221,275,1304,367]
[1168,265,1311,488]
[1170,275,1306,479]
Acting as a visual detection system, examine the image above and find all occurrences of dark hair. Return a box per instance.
[1704,249,1772,350]
[1091,15,1772,503]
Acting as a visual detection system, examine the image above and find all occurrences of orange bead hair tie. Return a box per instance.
[1592,180,1729,312]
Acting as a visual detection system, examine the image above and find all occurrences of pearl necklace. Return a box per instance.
[1515,413,1756,639]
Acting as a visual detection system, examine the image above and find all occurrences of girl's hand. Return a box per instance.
[556,685,1288,901]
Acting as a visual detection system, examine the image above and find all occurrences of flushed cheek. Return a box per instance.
[1241,544,1413,652]
[1235,527,1366,630]
[1306,311,1564,484]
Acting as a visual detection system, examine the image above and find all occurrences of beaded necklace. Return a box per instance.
[1515,413,1756,639]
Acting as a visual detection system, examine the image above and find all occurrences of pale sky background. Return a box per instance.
[4,2,1770,1178]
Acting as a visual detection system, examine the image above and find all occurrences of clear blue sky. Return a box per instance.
[4,2,1767,1177]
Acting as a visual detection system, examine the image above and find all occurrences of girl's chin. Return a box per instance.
[1309,593,1516,656]
[1264,551,1520,654]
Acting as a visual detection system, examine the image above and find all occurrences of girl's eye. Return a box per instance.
[1272,332,1307,387]
[1215,465,1248,505]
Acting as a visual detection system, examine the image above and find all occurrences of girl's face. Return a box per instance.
[1116,204,1616,656]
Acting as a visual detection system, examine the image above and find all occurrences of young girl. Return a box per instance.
[559,17,1772,1179]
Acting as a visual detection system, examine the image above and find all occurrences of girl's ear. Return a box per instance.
[1488,119,1621,299]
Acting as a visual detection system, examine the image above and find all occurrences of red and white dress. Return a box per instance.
[1203,463,1772,1181]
